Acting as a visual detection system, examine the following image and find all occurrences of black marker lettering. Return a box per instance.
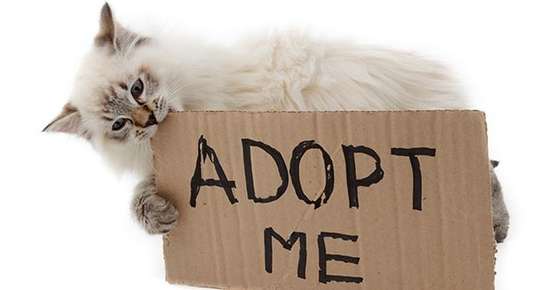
[264,227,307,279]
[391,147,436,210]
[190,135,237,207]
[342,145,384,208]
[242,138,289,203]
[290,140,335,209]
[318,232,363,284]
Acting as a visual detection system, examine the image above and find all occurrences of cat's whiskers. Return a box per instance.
[165,80,189,105]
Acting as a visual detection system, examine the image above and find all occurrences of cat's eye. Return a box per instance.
[130,78,144,99]
[112,118,127,131]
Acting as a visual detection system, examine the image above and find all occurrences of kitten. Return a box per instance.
[44,4,509,241]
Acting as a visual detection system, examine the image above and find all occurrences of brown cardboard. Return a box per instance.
[152,110,495,290]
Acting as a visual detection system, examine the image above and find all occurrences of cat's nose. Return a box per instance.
[132,106,158,128]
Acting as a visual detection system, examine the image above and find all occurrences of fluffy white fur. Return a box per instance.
[72,28,466,177]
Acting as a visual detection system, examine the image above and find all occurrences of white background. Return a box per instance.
[1,0,558,289]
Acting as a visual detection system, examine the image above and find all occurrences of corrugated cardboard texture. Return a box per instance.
[153,111,494,290]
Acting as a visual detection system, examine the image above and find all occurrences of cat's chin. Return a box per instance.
[134,125,159,143]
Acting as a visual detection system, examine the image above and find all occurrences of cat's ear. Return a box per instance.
[491,160,500,168]
[43,103,90,139]
[95,3,147,52]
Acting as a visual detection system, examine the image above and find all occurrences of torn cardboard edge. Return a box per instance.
[153,110,495,290]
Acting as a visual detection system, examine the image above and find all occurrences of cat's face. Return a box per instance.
[44,4,176,173]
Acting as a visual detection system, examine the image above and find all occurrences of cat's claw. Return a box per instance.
[137,194,179,234]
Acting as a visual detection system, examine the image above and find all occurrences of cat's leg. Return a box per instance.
[132,176,179,234]
[490,161,509,243]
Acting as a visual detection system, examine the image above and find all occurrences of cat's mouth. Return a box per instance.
[141,99,173,141]
[133,98,177,142]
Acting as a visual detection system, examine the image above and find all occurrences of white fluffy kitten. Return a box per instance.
[43,4,508,241]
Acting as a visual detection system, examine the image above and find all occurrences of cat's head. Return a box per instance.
[44,4,178,174]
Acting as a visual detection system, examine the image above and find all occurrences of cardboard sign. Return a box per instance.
[152,111,495,290]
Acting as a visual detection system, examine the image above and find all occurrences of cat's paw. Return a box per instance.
[493,211,510,243]
[137,194,179,234]
[494,222,509,243]
[490,160,509,243]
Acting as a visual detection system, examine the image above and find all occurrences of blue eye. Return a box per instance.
[130,78,144,99]
[112,118,127,131]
